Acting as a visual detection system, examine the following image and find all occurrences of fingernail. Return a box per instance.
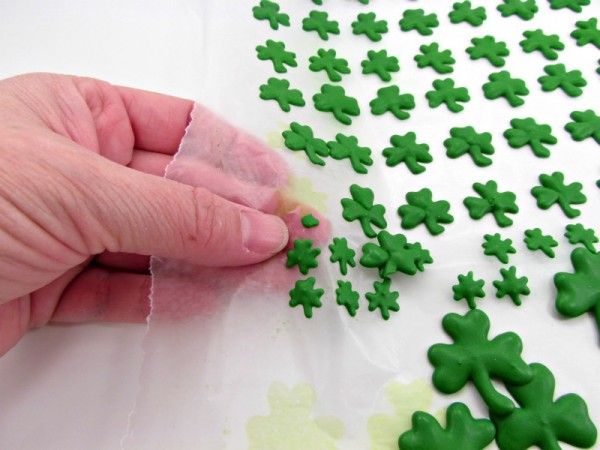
[241,210,289,255]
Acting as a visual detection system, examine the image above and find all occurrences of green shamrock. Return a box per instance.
[571,18,600,49]
[452,272,485,310]
[565,109,600,144]
[301,214,319,229]
[382,132,432,174]
[256,40,297,73]
[414,43,455,74]
[503,117,557,158]
[425,78,470,112]
[289,277,324,318]
[398,402,495,450]
[428,309,533,415]
[464,180,519,227]
[360,231,433,278]
[482,233,516,264]
[494,266,530,306]
[308,49,351,82]
[329,237,356,275]
[369,86,416,120]
[524,228,558,258]
[302,10,340,40]
[366,278,400,320]
[444,126,495,167]
[361,50,400,81]
[286,239,320,275]
[398,188,454,235]
[259,78,305,112]
[520,29,565,60]
[483,71,529,107]
[448,1,487,26]
[341,184,387,238]
[565,223,598,252]
[466,35,510,67]
[497,0,538,20]
[549,0,591,12]
[538,63,587,97]
[335,280,360,317]
[252,0,290,30]
[531,171,586,218]
[313,84,360,125]
[352,12,388,42]
[492,363,598,450]
[282,122,329,166]
[399,9,439,36]
[327,133,373,174]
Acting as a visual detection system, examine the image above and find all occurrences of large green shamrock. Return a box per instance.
[565,109,600,144]
[259,78,305,112]
[425,78,470,112]
[362,50,400,81]
[520,29,565,59]
[482,233,516,264]
[351,12,388,42]
[531,171,586,218]
[497,0,538,20]
[308,49,350,82]
[341,184,387,238]
[399,9,439,35]
[366,278,400,320]
[428,309,533,415]
[398,402,495,450]
[286,239,320,275]
[414,43,455,74]
[313,84,360,125]
[571,18,600,49]
[538,63,587,97]
[282,122,329,166]
[565,223,598,252]
[549,0,590,12]
[448,1,487,26]
[444,126,495,167]
[483,71,529,107]
[383,132,432,174]
[327,133,372,174]
[464,180,519,227]
[252,0,290,30]
[289,277,324,318]
[503,117,557,158]
[256,40,297,73]
[466,35,510,67]
[302,10,340,40]
[370,86,416,120]
[494,266,530,306]
[452,271,485,310]
[492,363,598,450]
[398,188,454,235]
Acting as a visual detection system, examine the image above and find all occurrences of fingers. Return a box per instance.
[95,252,150,273]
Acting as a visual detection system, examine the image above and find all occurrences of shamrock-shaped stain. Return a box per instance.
[520,29,565,60]
[361,50,400,81]
[452,271,485,310]
[448,1,487,26]
[399,9,439,35]
[524,228,558,258]
[327,133,373,174]
[313,84,360,125]
[444,126,495,167]
[383,132,432,174]
[550,0,590,11]
[399,402,495,450]
[302,10,340,41]
[335,280,360,317]
[259,78,305,112]
[352,12,388,41]
[256,40,297,73]
[425,78,470,112]
[341,184,387,238]
[565,109,600,144]
[466,35,510,67]
[398,188,454,235]
[428,309,533,415]
[565,223,598,252]
[282,122,329,166]
[571,18,600,49]
[329,237,356,275]
[464,180,519,227]
[492,363,598,450]
[286,239,320,274]
[301,214,320,228]
[288,277,324,318]
[308,49,351,82]
[483,71,529,107]
[497,0,539,20]
[370,86,416,120]
[538,63,587,97]
[252,0,290,30]
[503,117,557,158]
[414,43,455,74]
[531,171,586,218]
[366,278,400,320]
[494,266,530,306]
[483,233,516,263]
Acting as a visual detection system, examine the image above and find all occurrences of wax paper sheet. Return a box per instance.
[124,1,600,448]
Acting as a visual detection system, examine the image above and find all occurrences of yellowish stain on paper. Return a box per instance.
[266,123,288,149]
[282,176,328,213]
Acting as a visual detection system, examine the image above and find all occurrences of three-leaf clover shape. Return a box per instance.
[286,239,320,274]
[425,78,470,112]
[327,133,373,174]
[259,78,305,112]
[482,233,516,263]
[452,271,485,310]
[493,266,530,306]
[565,109,600,144]
[329,237,356,275]
[497,0,539,20]
[503,117,557,158]
[571,18,600,49]
[289,277,324,318]
[565,223,598,252]
[313,84,360,125]
[520,29,565,60]
[256,40,297,73]
[335,280,360,317]
[308,49,350,82]
[370,86,416,120]
[366,278,400,320]
[351,12,388,41]
[524,228,558,258]
[414,43,455,74]
[444,126,495,167]
[538,63,587,97]
[398,188,454,235]
[464,180,519,227]
[341,184,387,238]
[302,10,340,40]
[282,122,329,166]
[549,0,591,12]
[531,171,586,218]
[466,35,510,67]
[362,50,400,81]
[399,9,439,35]
[483,71,529,107]
[383,132,432,174]
[252,0,290,30]
[448,1,487,26]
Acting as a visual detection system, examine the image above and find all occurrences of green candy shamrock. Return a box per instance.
[366,278,399,320]
[464,180,519,227]
[414,43,455,74]
[503,117,557,158]
[327,133,373,174]
[282,122,329,166]
[497,0,538,20]
[351,12,388,42]
[520,29,565,60]
[301,214,319,229]
[483,71,529,107]
[549,0,590,12]
[399,9,439,36]
[361,50,400,81]
[448,1,487,26]
[289,277,324,318]
[571,18,600,49]
[425,78,470,112]
[444,126,495,167]
[538,63,587,97]
[531,171,586,218]
[308,49,350,82]
[493,266,530,306]
[398,188,454,235]
[341,184,387,238]
[524,228,558,258]
[302,10,340,40]
[256,40,297,73]
[565,223,598,252]
[329,237,356,276]
[466,35,510,67]
[252,0,290,30]
[382,132,432,174]
[259,78,305,112]
[370,86,415,120]
[452,271,485,310]
[335,280,360,317]
[482,233,516,264]
[313,84,360,125]
[565,109,600,144]
[286,239,320,275]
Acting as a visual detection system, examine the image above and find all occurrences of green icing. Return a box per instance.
[252,0,290,30]
[335,280,360,317]
[282,122,329,166]
[365,278,400,320]
[483,71,529,107]
[452,271,485,310]
[313,84,360,125]
[308,49,351,82]
[524,228,558,258]
[341,184,387,238]
[301,213,320,228]
[288,277,324,318]
[464,180,519,227]
[428,309,533,415]
[399,9,439,35]
[497,0,539,20]
[482,233,516,264]
[531,171,586,218]
[414,43,455,74]
[466,35,510,67]
[352,12,388,41]
[565,223,598,252]
[370,86,416,120]
[520,29,565,60]
[504,117,557,158]
[259,78,305,112]
[448,1,487,26]
[383,132,432,174]
[538,63,587,97]
[425,78,470,112]
[398,188,454,235]
[328,133,372,174]
[286,239,320,274]
[329,237,356,276]
[571,18,600,48]
[256,40,297,73]
[565,109,600,144]
[302,10,340,41]
[549,0,590,11]
[444,126,494,167]
[494,266,530,306]
[361,50,400,81]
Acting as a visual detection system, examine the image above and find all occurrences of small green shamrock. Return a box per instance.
[444,126,495,167]
[503,117,557,158]
[428,309,533,415]
[382,132,432,174]
[308,49,351,82]
[252,0,290,30]
[329,237,356,275]
[302,10,340,40]
[398,188,454,235]
[259,78,305,112]
[369,86,416,120]
[352,12,388,42]
[524,228,558,257]
[549,0,591,12]
[571,18,600,49]
[538,63,587,97]
[482,233,516,263]
[360,231,433,278]
[426,78,470,112]
[414,43,455,74]
[565,223,598,252]
[361,50,400,81]
[466,35,510,67]
[335,280,360,317]
[313,84,360,125]
[398,402,495,450]
[341,184,387,238]
[327,133,373,174]
[494,266,530,306]
[301,214,319,228]
[531,171,586,218]
[565,109,600,144]
[282,122,329,166]
[483,71,529,107]
[286,239,321,274]
[366,278,400,320]
[520,29,565,60]
[453,272,485,310]
[448,1,487,26]
[289,277,324,318]
[464,180,519,227]
[492,363,598,450]
[256,40,297,73]
[399,9,439,36]
[497,0,539,20]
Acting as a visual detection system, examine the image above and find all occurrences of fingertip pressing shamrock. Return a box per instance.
[466,35,510,67]
[398,188,454,235]
[308,49,351,82]
[448,1,487,27]
[365,278,400,320]
[369,86,416,120]
[335,280,360,317]
[531,171,586,218]
[282,122,329,166]
[493,266,530,306]
[444,126,495,167]
[259,78,305,112]
[286,239,321,274]
[341,184,387,238]
[352,12,388,42]
[252,0,290,30]
[452,271,485,310]
[482,71,529,107]
[571,18,600,49]
[565,109,600,144]
[483,233,516,263]
[524,228,558,257]
[414,43,455,74]
[329,237,356,275]
[425,78,470,112]
[256,40,297,73]
[565,223,598,252]
[302,10,340,40]
[464,180,519,227]
[361,50,400,82]
[497,0,539,20]
[327,133,373,174]
[399,9,439,35]
[538,63,587,97]
[289,277,324,318]
[520,29,565,60]
[382,132,432,174]
[503,117,557,158]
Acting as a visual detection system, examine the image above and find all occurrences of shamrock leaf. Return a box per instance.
[329,237,356,275]
[383,132,432,174]
[399,9,439,35]
[361,50,400,81]
[503,117,557,158]
[414,43,455,74]
[549,0,591,12]
[466,35,510,67]
[520,29,565,60]
[256,40,297,73]
[483,71,529,106]
[444,126,495,167]
[327,133,373,174]
[341,184,387,238]
[313,84,360,125]
[286,239,320,275]
[565,223,598,252]
[497,0,539,20]
[483,233,516,264]
[448,1,487,26]
[538,63,587,97]
[565,109,600,144]
[301,214,320,229]
[494,266,530,306]
[571,18,600,49]
[428,309,533,415]
[335,280,360,317]
[398,188,454,235]
[308,49,351,82]
[366,278,400,320]
[531,171,586,218]
[524,228,558,258]
[464,180,519,227]
[492,363,598,450]
[282,122,329,166]
[288,277,324,318]
[302,10,340,40]
[370,86,416,120]
[351,12,388,42]
[425,78,470,112]
[252,0,290,30]
[259,78,305,112]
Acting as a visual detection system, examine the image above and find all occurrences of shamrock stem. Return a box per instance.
[530,140,550,158]
[540,427,562,450]
[558,199,580,218]
[472,364,514,415]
